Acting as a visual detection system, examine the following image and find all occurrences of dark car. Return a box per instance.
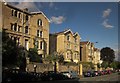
[83,71,96,77]
[93,71,99,76]
[99,71,104,75]
[106,70,112,74]
[97,71,102,76]
[103,70,108,75]
[2,69,42,82]
[41,71,69,81]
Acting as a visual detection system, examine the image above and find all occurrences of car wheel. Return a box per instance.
[6,78,12,82]
[49,77,53,81]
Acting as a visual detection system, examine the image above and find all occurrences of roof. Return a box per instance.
[54,28,71,35]
[94,48,100,51]
[3,2,50,22]
[80,41,89,45]
[54,29,80,37]
[80,41,94,46]
[4,2,30,15]
[31,11,50,22]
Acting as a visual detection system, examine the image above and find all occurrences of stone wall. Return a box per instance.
[58,65,79,73]
[26,62,79,74]
[26,62,53,73]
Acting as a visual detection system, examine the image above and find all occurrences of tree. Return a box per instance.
[45,52,60,73]
[100,47,115,65]
[97,63,101,69]
[110,61,117,69]
[28,48,42,63]
[58,55,64,64]
[101,61,108,69]
[2,30,26,70]
[45,55,59,63]
[110,61,120,69]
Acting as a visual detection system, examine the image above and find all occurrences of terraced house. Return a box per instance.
[93,48,101,65]
[1,2,50,58]
[49,29,81,63]
[80,41,95,62]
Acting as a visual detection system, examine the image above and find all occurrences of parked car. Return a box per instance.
[2,69,43,82]
[83,71,96,77]
[103,70,108,75]
[61,71,79,79]
[97,71,102,76]
[41,71,69,81]
[99,71,105,75]
[93,71,99,76]
[106,70,112,74]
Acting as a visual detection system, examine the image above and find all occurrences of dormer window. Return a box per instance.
[38,19,42,26]
[75,37,77,42]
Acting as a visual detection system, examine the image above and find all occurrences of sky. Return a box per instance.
[2,1,119,61]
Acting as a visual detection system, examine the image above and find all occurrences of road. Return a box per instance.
[79,73,120,81]
[39,73,120,83]
[2,72,119,83]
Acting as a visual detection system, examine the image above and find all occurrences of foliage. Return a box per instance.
[44,53,60,73]
[100,47,115,64]
[117,62,120,69]
[101,61,108,69]
[63,61,78,66]
[45,54,59,63]
[45,51,65,63]
[58,55,64,64]
[79,62,94,71]
[110,61,117,69]
[28,48,42,63]
[97,63,101,68]
[110,61,120,69]
[2,30,26,70]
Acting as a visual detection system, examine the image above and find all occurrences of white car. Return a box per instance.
[61,71,79,79]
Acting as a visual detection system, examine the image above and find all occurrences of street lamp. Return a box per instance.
[80,46,83,61]
[34,65,37,72]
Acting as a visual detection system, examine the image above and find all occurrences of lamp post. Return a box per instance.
[80,46,83,61]
[34,65,37,72]
[93,41,98,71]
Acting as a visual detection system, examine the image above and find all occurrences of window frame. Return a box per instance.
[67,35,70,41]
[40,41,43,49]
[25,26,29,34]
[14,10,17,17]
[18,12,21,18]
[37,30,43,37]
[11,10,14,16]
[14,23,17,31]
[38,19,42,26]
[26,15,28,21]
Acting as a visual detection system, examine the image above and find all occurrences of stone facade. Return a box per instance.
[93,48,101,65]
[1,2,50,58]
[80,41,94,62]
[50,29,81,63]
